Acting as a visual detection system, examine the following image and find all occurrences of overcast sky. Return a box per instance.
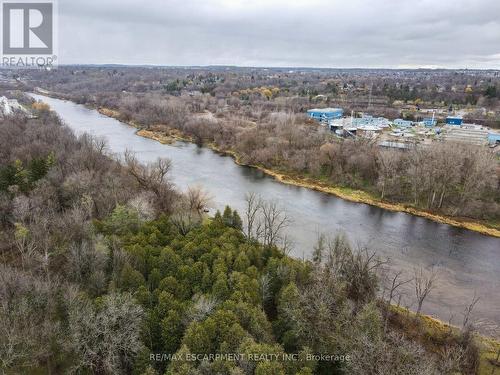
[58,0,500,69]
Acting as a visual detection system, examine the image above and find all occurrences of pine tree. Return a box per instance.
[232,211,243,230]
[222,206,233,226]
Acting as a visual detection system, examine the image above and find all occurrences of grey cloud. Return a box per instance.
[57,0,500,68]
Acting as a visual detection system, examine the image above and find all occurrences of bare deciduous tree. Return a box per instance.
[244,192,262,240]
[261,200,291,249]
[243,194,292,250]
[124,151,176,213]
[376,150,400,200]
[127,192,157,221]
[259,273,271,311]
[383,270,413,333]
[186,185,212,215]
[350,332,441,375]
[69,293,144,374]
[187,294,218,323]
[414,267,438,316]
[169,188,209,235]
[312,232,327,265]
[462,292,480,330]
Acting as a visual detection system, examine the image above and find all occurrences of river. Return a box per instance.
[29,93,500,335]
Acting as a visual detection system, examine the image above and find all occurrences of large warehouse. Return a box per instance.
[307,108,343,122]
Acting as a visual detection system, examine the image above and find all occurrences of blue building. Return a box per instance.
[307,108,343,122]
[393,119,414,127]
[423,118,437,127]
[446,116,463,126]
[488,133,500,144]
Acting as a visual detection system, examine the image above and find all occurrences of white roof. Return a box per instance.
[358,125,382,131]
[308,107,343,113]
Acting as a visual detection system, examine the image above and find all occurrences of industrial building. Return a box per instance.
[423,118,437,127]
[356,125,383,138]
[307,108,343,122]
[352,115,390,128]
[307,107,498,149]
[446,116,463,126]
[488,133,500,144]
[393,119,415,127]
[329,115,389,129]
[327,115,390,139]
[442,126,488,145]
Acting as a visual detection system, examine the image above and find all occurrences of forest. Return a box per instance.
[0,96,490,374]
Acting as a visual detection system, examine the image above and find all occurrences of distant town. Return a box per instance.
[307,107,500,151]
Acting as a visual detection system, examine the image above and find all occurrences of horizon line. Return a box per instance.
[22,63,500,72]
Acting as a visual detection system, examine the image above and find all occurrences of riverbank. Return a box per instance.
[210,146,500,238]
[31,89,499,238]
[94,105,500,238]
[390,305,500,375]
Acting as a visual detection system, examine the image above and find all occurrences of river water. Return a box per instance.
[30,93,500,334]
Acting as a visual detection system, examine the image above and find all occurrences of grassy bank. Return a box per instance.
[251,168,500,238]
[98,108,193,145]
[206,142,500,238]
[390,306,500,375]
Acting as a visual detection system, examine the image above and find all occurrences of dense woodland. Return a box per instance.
[8,67,499,222]
[0,102,484,374]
